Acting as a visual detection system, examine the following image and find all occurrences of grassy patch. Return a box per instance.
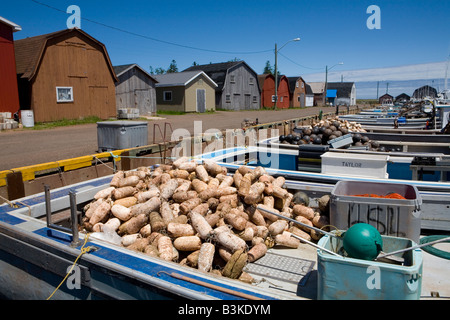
[156,110,186,115]
[25,116,103,130]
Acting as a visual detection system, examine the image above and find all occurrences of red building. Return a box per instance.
[277,75,290,109]
[258,74,291,109]
[0,17,21,114]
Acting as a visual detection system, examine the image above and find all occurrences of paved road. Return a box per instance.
[0,107,349,171]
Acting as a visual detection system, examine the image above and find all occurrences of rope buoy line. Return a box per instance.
[46,234,94,300]
[419,235,450,260]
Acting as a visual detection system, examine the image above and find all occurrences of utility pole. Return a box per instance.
[274,43,278,109]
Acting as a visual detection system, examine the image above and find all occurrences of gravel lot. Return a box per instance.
[0,107,350,171]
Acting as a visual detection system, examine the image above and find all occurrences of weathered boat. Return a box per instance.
[0,157,449,301]
[198,145,450,232]
[0,174,312,300]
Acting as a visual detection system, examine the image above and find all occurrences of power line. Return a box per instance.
[278,52,323,71]
[30,0,273,55]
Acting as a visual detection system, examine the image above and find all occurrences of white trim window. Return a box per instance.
[163,91,173,101]
[56,87,74,103]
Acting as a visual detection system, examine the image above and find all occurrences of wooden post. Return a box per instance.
[6,171,25,201]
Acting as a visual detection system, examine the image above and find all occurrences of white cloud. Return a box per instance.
[303,60,449,82]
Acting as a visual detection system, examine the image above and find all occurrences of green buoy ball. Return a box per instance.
[343,223,383,260]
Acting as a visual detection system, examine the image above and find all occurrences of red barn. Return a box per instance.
[258,74,290,109]
[258,74,275,108]
[0,16,21,114]
[276,75,290,109]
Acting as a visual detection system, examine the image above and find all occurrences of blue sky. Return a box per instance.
[2,0,449,85]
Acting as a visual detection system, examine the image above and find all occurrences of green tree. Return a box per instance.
[263,60,280,77]
[263,60,273,74]
[167,59,178,73]
[154,67,166,75]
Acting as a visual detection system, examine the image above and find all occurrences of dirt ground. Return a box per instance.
[0,106,354,171]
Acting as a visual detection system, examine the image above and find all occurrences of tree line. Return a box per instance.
[149,59,279,76]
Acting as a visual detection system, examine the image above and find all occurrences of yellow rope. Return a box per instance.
[46,233,93,300]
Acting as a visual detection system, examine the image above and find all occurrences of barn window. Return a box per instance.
[164,91,172,101]
[249,77,254,85]
[253,96,257,103]
[225,94,231,103]
[230,75,235,83]
[56,87,74,103]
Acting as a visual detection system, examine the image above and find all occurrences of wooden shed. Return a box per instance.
[0,16,21,115]
[412,85,437,100]
[288,76,307,108]
[308,82,325,106]
[395,93,410,104]
[154,71,217,113]
[114,64,158,117]
[305,84,314,107]
[258,74,275,108]
[379,93,394,106]
[14,28,118,123]
[327,82,357,106]
[276,75,290,109]
[184,61,260,110]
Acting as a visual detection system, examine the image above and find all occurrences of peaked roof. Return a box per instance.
[308,82,325,94]
[395,93,410,99]
[327,82,355,98]
[305,83,313,95]
[183,61,256,90]
[113,63,158,83]
[14,28,117,82]
[153,70,217,88]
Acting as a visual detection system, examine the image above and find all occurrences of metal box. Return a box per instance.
[329,180,422,242]
[321,152,389,179]
[317,234,423,300]
[97,121,148,152]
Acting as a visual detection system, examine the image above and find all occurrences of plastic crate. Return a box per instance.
[317,234,423,300]
[321,152,389,179]
[97,121,148,152]
[329,180,422,243]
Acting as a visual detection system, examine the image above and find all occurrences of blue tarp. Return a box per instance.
[326,89,337,98]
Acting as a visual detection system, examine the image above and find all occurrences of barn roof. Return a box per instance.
[14,28,118,82]
[327,82,355,98]
[395,93,410,100]
[258,74,272,90]
[183,61,257,91]
[412,85,437,98]
[308,82,325,94]
[153,70,217,88]
[305,83,313,95]
[113,63,158,83]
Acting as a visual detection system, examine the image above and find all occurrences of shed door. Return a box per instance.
[135,89,151,115]
[244,94,251,110]
[197,89,206,113]
[300,93,305,108]
[89,86,110,119]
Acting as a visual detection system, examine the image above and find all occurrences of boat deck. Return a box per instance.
[0,172,448,300]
